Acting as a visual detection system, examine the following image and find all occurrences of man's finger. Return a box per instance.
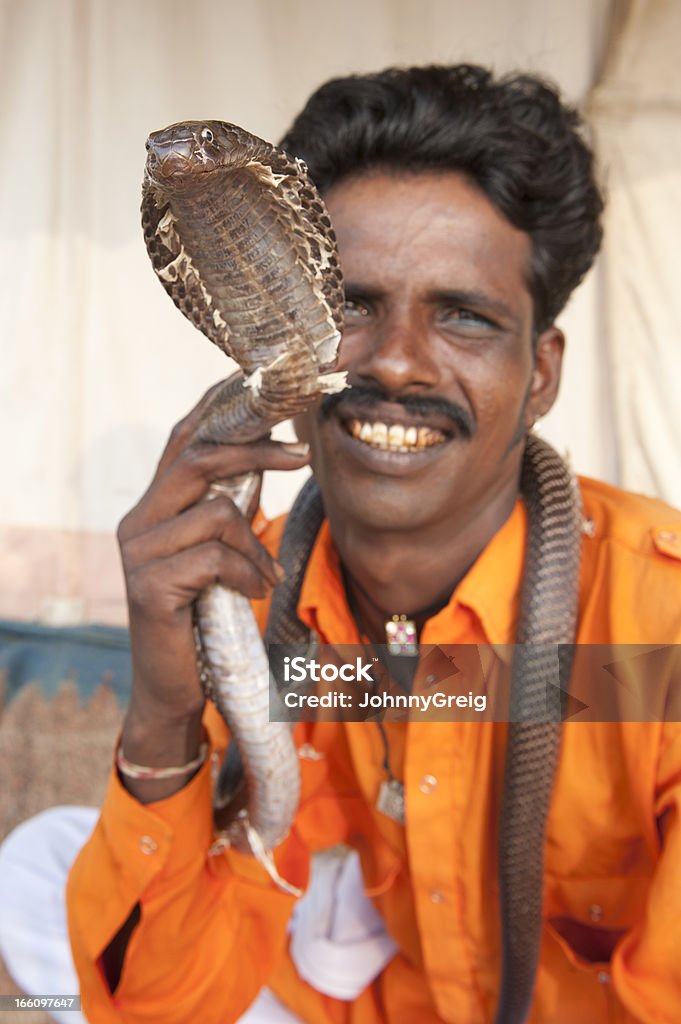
[119,439,309,537]
[126,542,277,613]
[121,495,283,587]
[154,377,239,476]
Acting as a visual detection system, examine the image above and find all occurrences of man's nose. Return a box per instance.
[352,311,440,395]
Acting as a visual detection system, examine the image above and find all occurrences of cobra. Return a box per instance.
[142,119,583,1024]
[142,120,346,892]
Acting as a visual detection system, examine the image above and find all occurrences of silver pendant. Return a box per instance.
[376,778,405,824]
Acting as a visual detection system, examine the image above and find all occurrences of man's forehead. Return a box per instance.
[325,170,534,307]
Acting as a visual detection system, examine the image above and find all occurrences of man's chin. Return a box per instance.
[312,461,452,535]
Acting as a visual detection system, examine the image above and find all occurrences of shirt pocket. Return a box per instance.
[546,874,650,951]
[543,874,651,1023]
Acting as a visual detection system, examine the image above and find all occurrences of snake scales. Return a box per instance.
[142,120,583,1023]
[142,120,347,889]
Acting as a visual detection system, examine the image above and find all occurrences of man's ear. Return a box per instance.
[525,326,565,429]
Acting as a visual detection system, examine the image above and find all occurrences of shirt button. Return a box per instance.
[298,743,324,761]
[419,774,438,794]
[426,674,437,685]
[589,903,603,922]
[581,517,596,537]
[139,835,158,855]
[657,530,677,543]
[430,890,446,904]
[597,970,610,984]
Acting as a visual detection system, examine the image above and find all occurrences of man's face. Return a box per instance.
[296,171,562,536]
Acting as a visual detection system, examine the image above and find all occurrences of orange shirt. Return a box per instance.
[67,476,681,1023]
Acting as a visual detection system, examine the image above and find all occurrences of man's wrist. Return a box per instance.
[119,704,207,804]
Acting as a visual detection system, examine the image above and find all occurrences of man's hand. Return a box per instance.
[117,384,310,802]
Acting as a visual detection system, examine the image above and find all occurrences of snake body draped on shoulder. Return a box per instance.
[142,120,347,891]
[142,118,584,1022]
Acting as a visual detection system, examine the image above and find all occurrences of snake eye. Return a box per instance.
[200,128,214,143]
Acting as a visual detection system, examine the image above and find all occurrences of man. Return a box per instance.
[66,65,681,1023]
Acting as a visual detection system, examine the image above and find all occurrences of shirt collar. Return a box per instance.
[426,499,527,652]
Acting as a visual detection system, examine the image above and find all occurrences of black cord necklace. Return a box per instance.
[342,566,417,824]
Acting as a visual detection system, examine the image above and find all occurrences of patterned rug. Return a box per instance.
[0,623,130,1019]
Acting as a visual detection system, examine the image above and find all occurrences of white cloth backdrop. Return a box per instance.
[2,0,667,627]
[589,0,681,506]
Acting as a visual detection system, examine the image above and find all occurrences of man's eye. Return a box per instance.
[343,298,371,320]
[440,307,495,330]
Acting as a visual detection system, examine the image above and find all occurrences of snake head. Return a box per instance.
[144,120,258,192]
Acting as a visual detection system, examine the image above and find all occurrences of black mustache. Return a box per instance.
[319,384,475,440]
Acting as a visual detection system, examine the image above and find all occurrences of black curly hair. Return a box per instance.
[280,64,604,333]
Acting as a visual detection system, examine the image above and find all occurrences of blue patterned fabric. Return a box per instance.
[0,621,131,705]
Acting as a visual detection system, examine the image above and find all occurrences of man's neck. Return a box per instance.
[330,488,520,641]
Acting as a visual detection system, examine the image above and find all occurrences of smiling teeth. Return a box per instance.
[348,419,445,451]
